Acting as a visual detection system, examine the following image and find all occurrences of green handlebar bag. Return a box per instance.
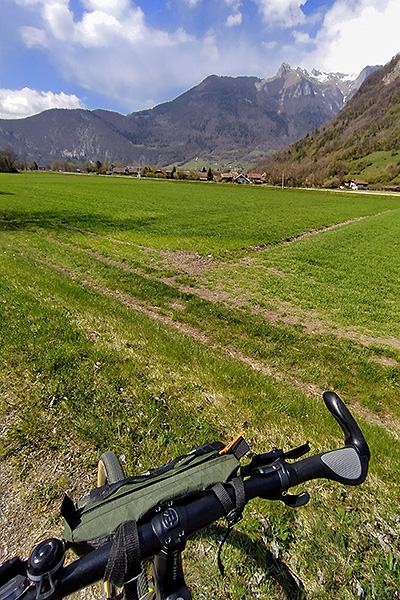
[62,437,248,544]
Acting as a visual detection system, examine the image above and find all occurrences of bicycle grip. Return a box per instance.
[322,391,369,457]
[288,392,370,486]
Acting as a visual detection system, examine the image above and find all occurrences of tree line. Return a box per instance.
[0,145,19,173]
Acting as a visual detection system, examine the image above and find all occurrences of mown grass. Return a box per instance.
[2,172,400,252]
[1,173,400,599]
[210,208,400,339]
[4,228,400,425]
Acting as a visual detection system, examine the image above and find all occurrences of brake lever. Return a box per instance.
[242,441,311,478]
[280,491,310,508]
[283,442,310,460]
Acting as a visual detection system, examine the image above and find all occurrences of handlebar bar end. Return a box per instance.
[323,391,370,461]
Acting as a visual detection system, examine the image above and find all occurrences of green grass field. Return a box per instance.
[1,172,400,599]
[351,151,400,183]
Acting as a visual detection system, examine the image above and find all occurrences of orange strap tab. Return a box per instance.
[219,432,245,455]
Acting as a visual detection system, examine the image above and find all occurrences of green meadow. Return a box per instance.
[1,172,400,599]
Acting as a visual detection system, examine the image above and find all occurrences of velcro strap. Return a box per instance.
[211,482,235,516]
[211,477,247,577]
[212,477,246,524]
[104,520,141,588]
[229,477,246,520]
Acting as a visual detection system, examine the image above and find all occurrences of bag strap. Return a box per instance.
[211,477,247,576]
[104,520,141,588]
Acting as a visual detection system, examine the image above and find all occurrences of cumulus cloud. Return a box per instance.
[0,88,86,119]
[292,30,311,45]
[81,0,131,15]
[226,12,242,27]
[302,0,400,74]
[253,0,307,27]
[42,1,76,42]
[20,0,147,48]
[12,0,235,111]
[8,0,400,118]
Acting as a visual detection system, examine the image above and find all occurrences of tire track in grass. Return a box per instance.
[58,216,400,352]
[61,211,392,252]
[46,230,400,353]
[44,260,319,397]
[247,213,385,251]
[28,232,400,434]
[43,260,400,439]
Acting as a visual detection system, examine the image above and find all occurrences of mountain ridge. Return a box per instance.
[0,63,381,168]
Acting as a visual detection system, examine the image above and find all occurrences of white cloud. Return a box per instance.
[42,0,76,42]
[253,0,307,27]
[76,11,125,47]
[262,40,277,50]
[302,0,400,74]
[8,0,277,114]
[292,30,311,45]
[21,26,48,47]
[12,0,398,118]
[0,88,86,119]
[224,0,242,9]
[81,0,131,16]
[202,31,220,61]
[226,12,242,27]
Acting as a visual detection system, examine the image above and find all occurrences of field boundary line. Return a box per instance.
[60,209,393,255]
[248,210,393,252]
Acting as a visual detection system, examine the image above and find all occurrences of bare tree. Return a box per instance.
[0,144,19,172]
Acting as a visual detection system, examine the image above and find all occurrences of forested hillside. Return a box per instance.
[258,54,400,188]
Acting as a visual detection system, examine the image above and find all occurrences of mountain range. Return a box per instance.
[257,53,400,188]
[0,63,380,169]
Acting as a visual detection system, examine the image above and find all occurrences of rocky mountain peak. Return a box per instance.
[276,62,293,78]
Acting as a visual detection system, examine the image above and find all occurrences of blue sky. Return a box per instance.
[1,0,399,119]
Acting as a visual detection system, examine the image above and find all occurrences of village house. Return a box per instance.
[127,166,140,175]
[349,179,368,190]
[112,166,128,175]
[234,173,251,184]
[219,171,237,182]
[246,172,266,184]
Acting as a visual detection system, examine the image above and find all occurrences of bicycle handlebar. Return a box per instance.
[1,392,370,600]
[287,391,370,487]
